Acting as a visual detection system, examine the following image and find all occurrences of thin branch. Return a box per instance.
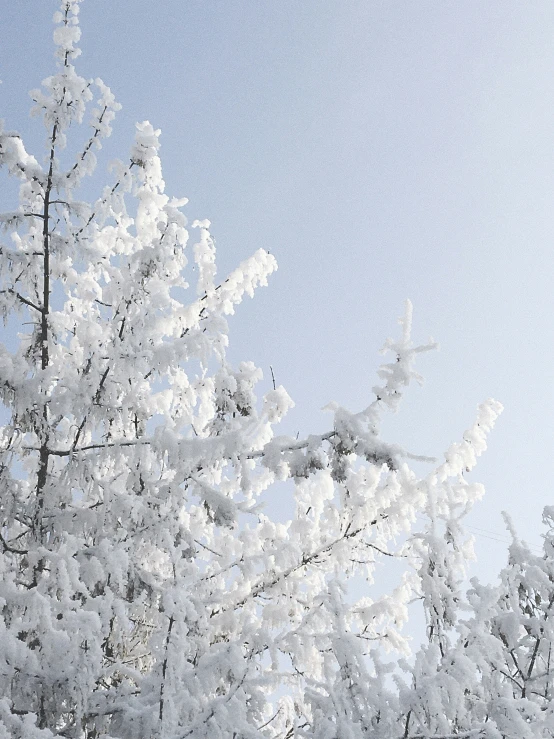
[23,430,337,460]
[75,161,135,238]
[245,430,337,460]
[493,667,523,692]
[3,289,43,314]
[363,541,406,558]
[526,635,542,685]
[403,710,412,739]
[158,614,174,724]
[257,707,282,731]
[212,521,378,616]
[509,649,525,684]
[403,731,485,739]
[194,539,223,557]
[0,531,28,555]
[66,104,109,179]
[71,364,111,450]
[8,288,43,313]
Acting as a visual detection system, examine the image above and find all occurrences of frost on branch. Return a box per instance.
[0,3,536,739]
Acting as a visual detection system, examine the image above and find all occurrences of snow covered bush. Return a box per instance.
[4,2,549,738]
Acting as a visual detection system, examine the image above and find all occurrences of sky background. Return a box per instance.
[2,1,554,581]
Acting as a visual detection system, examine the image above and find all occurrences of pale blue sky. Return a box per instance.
[2,1,554,576]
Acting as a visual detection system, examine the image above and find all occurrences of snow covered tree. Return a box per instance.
[401,507,554,739]
[0,2,514,737]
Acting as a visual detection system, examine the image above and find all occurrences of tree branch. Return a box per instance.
[2,289,43,314]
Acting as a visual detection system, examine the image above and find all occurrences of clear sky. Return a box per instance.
[2,1,554,579]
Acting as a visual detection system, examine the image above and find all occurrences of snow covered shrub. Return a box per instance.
[0,2,528,737]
